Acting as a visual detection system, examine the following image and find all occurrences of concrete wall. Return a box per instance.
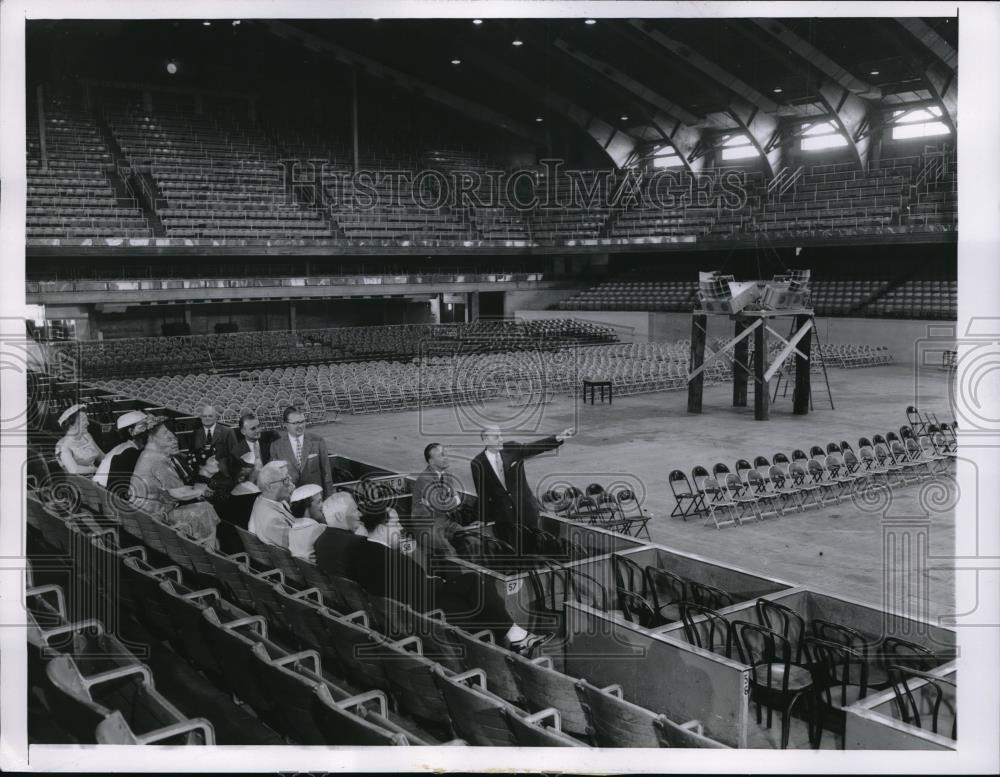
[87,299,434,339]
[514,309,956,365]
[503,289,580,317]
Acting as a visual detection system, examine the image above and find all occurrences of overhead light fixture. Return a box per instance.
[451,59,461,65]
[512,38,523,46]
[585,19,597,25]
[535,117,544,122]
[232,20,241,26]
[202,21,211,26]
[620,115,629,121]
[472,19,483,25]
[870,69,880,75]
[772,87,783,93]
[166,60,178,74]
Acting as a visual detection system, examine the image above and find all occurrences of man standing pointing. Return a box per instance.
[471,425,574,552]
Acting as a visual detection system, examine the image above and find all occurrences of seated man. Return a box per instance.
[287,483,327,562]
[247,460,295,547]
[354,507,549,654]
[313,491,368,581]
[411,442,481,559]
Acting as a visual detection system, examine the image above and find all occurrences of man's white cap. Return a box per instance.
[58,404,86,427]
[289,483,323,503]
[116,410,147,431]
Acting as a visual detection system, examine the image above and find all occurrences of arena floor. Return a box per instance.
[313,362,958,621]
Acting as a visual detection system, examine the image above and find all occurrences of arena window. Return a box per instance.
[799,120,848,152]
[720,134,759,161]
[891,106,950,140]
[652,146,683,169]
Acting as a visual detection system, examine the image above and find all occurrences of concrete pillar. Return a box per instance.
[183,304,193,327]
[429,296,441,324]
[467,292,480,322]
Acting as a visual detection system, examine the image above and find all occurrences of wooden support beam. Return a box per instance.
[764,319,812,383]
[688,318,760,381]
[732,319,749,407]
[754,323,769,421]
[687,314,707,414]
[793,314,812,415]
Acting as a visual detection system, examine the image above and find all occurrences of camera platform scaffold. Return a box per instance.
[686,271,834,421]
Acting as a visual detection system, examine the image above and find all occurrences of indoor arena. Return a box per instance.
[8,8,991,766]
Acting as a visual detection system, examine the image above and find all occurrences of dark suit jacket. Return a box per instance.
[193,424,237,475]
[471,436,562,530]
[105,445,141,498]
[355,540,433,612]
[314,527,367,582]
[270,431,334,496]
[224,429,279,476]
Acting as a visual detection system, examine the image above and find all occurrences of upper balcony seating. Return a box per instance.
[26,95,152,240]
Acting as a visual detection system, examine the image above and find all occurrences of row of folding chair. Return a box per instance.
[670,429,956,530]
[541,483,653,539]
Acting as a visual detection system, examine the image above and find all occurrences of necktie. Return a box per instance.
[206,428,213,446]
[251,441,260,462]
[491,452,504,484]
[294,436,303,463]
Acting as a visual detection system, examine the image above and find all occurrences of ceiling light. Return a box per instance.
[512,39,523,46]
[166,60,178,74]
[472,19,483,25]
[772,87,783,93]
[585,19,597,25]
[620,115,629,121]
[870,69,880,75]
[202,21,211,27]
[451,59,461,65]
[535,117,544,122]
[232,20,241,26]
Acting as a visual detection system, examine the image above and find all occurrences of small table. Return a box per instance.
[582,379,613,405]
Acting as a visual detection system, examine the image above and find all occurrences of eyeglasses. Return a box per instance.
[265,475,293,486]
[285,418,306,425]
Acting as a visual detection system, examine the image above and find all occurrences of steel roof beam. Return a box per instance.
[628,19,792,176]
[262,21,544,145]
[749,19,882,99]
[458,50,639,168]
[897,18,958,71]
[551,38,706,172]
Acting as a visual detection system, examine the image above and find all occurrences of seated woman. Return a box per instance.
[54,404,104,475]
[128,417,220,547]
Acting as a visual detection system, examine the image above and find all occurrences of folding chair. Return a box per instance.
[701,476,740,529]
[789,461,821,509]
[611,487,653,540]
[668,469,704,520]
